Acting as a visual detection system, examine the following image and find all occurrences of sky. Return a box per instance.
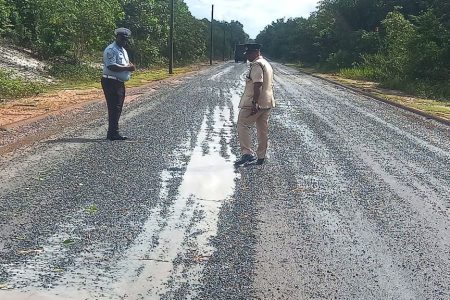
[183,0,320,39]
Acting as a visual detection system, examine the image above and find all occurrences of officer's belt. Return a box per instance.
[102,75,123,82]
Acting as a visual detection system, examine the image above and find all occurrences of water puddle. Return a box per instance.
[110,94,241,298]
[0,290,83,300]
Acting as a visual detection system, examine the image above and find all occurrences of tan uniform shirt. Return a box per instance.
[239,56,275,109]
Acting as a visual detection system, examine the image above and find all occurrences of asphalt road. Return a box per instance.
[0,62,449,300]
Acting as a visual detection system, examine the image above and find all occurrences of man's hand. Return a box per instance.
[107,64,136,72]
[128,63,136,72]
[250,102,259,115]
[251,82,262,115]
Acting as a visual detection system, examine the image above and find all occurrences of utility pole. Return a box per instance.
[222,24,226,61]
[230,29,233,60]
[169,0,174,74]
[210,5,214,65]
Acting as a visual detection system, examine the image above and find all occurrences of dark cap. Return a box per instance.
[114,27,131,38]
[244,43,261,54]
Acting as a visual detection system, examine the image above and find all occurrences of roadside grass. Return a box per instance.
[0,69,45,101]
[287,63,450,121]
[48,65,194,90]
[126,66,193,88]
[381,79,450,102]
[339,66,379,81]
[389,95,450,117]
[340,67,450,101]
[47,63,100,89]
[1,63,198,101]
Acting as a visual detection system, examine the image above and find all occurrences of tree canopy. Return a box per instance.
[0,0,249,66]
[255,0,449,98]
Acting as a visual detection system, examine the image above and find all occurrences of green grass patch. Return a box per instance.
[339,66,380,81]
[126,66,192,87]
[1,63,208,103]
[47,63,102,90]
[0,69,45,101]
[49,63,99,81]
[337,66,450,102]
[417,103,450,114]
[85,204,98,214]
[380,78,450,101]
[62,239,75,246]
[48,64,194,90]
[286,63,449,120]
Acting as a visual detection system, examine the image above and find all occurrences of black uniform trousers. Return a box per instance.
[101,77,125,135]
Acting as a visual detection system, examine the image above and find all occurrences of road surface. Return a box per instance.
[1,62,449,299]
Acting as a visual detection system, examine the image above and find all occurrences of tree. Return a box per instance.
[381,10,415,79]
[408,9,449,80]
[173,0,207,63]
[119,0,168,66]
[4,0,41,47]
[0,0,11,35]
[36,0,122,59]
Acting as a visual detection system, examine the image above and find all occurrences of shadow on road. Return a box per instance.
[45,137,158,144]
[45,137,108,144]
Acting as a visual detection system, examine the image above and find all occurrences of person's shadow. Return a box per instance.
[45,138,107,144]
[45,138,149,144]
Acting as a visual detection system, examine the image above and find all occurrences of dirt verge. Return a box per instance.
[0,89,103,128]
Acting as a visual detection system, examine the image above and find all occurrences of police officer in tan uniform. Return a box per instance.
[101,28,136,140]
[234,43,275,166]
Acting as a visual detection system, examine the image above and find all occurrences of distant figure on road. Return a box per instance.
[101,27,136,141]
[234,43,275,166]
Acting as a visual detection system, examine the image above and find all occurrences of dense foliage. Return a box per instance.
[256,0,450,99]
[0,0,248,66]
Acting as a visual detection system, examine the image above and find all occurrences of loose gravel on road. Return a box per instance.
[0,62,449,300]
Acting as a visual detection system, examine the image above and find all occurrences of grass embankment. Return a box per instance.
[0,63,196,102]
[288,64,450,122]
[0,69,45,100]
[47,63,194,90]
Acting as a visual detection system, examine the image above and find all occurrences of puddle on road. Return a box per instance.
[112,94,242,298]
[0,290,84,300]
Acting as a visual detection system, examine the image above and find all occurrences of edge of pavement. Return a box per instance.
[292,66,450,127]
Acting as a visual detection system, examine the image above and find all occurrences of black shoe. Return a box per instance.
[255,158,265,165]
[234,154,256,166]
[246,158,265,166]
[107,133,128,141]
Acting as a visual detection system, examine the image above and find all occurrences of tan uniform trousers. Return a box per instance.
[237,108,272,159]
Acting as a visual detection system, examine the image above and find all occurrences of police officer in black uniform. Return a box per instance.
[101,28,136,140]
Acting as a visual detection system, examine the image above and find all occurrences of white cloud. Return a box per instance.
[184,0,319,38]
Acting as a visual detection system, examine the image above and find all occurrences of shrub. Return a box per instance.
[339,66,379,81]
[0,69,45,101]
[48,59,100,82]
